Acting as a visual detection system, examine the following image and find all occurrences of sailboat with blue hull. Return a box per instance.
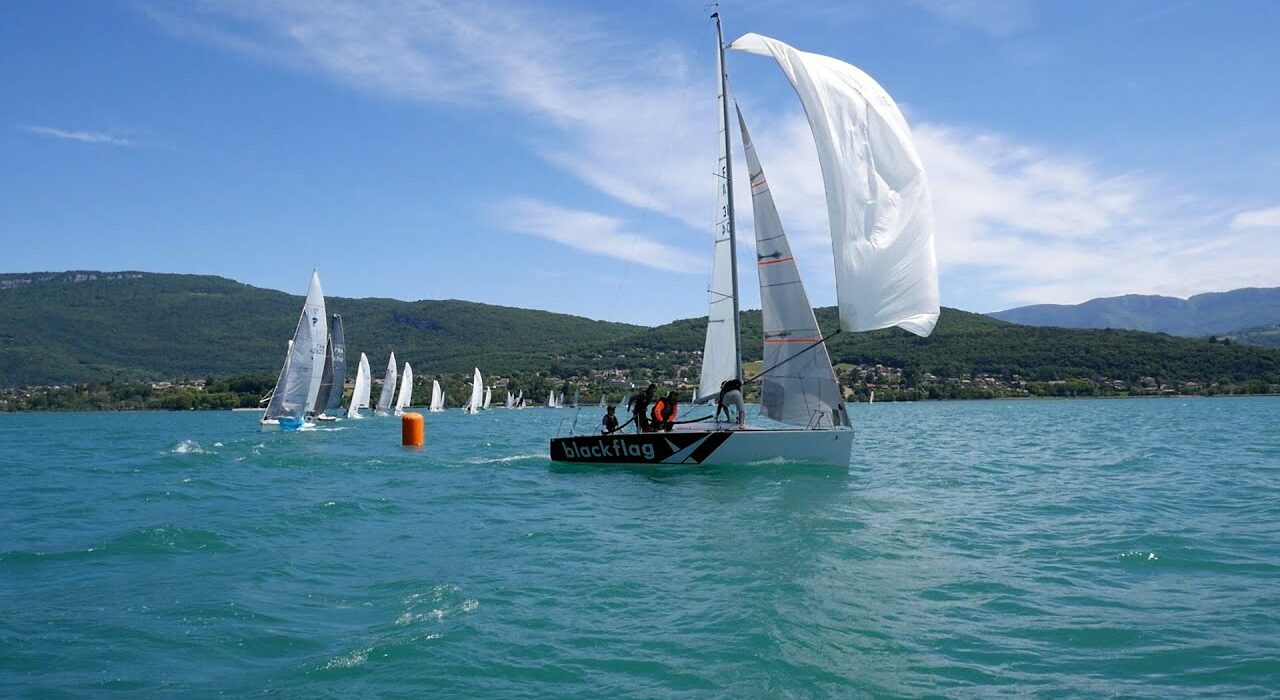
[261,271,328,432]
[551,14,939,465]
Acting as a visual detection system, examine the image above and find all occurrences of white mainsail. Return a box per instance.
[730,33,940,337]
[347,352,371,418]
[546,390,556,408]
[394,362,413,415]
[466,368,483,414]
[483,386,492,410]
[315,314,347,416]
[430,380,444,412]
[506,391,514,409]
[738,106,849,428]
[264,271,327,421]
[375,353,397,415]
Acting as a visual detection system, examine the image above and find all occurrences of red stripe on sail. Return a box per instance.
[764,337,820,343]
[758,257,794,266]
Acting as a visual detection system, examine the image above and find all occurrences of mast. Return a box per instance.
[713,12,742,381]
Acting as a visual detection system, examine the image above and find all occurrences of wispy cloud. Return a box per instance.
[504,198,704,275]
[141,0,1277,311]
[1230,206,1280,230]
[21,125,134,146]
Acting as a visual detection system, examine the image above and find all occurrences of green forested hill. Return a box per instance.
[0,272,640,386]
[585,306,1280,387]
[2,271,1279,390]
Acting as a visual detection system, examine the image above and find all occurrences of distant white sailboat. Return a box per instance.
[429,380,445,412]
[394,362,413,415]
[261,271,327,432]
[505,391,514,409]
[375,353,397,416]
[546,390,556,409]
[347,352,371,419]
[465,368,484,414]
[599,395,607,408]
[483,386,493,410]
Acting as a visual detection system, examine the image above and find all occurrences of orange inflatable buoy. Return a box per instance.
[401,412,424,447]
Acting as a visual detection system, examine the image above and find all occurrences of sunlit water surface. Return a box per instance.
[2,398,1277,697]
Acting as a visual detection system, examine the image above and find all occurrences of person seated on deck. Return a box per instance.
[600,405,620,435]
[631,384,656,433]
[716,378,746,428]
[651,392,680,432]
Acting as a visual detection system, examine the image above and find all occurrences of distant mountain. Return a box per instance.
[990,288,1280,338]
[2,271,1278,389]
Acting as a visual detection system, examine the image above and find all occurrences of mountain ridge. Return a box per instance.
[990,287,1280,337]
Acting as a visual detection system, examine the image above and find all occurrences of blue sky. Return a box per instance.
[3,0,1278,326]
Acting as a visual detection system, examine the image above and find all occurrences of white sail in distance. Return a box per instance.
[376,353,397,415]
[301,272,328,413]
[467,368,483,414]
[483,386,492,410]
[731,34,940,337]
[394,363,413,415]
[738,106,849,428]
[347,352,371,418]
[265,272,326,421]
[430,380,444,412]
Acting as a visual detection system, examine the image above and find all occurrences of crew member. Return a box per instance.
[631,384,656,432]
[651,391,680,432]
[717,378,746,428]
[600,405,620,434]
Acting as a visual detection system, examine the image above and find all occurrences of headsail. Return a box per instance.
[394,362,413,414]
[699,14,743,401]
[738,106,849,428]
[376,353,397,415]
[730,34,940,337]
[347,352,371,418]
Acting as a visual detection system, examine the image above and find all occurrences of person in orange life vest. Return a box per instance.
[651,391,680,432]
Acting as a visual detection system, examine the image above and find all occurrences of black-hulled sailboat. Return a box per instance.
[550,15,940,465]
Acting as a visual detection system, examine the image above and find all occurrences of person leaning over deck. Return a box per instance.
[600,405,620,435]
[630,384,656,433]
[651,391,679,432]
[716,378,745,428]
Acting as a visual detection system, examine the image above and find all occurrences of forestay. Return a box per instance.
[738,107,849,428]
[730,33,940,337]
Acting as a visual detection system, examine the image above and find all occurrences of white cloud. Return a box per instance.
[21,125,134,146]
[1230,206,1280,230]
[504,198,705,275]
[143,0,1278,312]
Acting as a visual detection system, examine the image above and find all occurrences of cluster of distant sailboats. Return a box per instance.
[258,272,600,431]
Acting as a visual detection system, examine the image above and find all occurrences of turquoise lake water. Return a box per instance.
[2,398,1278,698]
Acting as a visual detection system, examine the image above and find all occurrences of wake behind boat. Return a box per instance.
[551,15,939,466]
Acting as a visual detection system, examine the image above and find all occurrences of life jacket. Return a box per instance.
[652,398,678,423]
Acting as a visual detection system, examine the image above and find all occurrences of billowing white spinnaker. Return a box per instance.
[730,33,940,337]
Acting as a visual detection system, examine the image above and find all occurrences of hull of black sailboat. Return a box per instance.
[549,428,852,466]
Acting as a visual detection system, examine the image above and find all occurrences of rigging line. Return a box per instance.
[744,329,842,385]
[603,22,711,323]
